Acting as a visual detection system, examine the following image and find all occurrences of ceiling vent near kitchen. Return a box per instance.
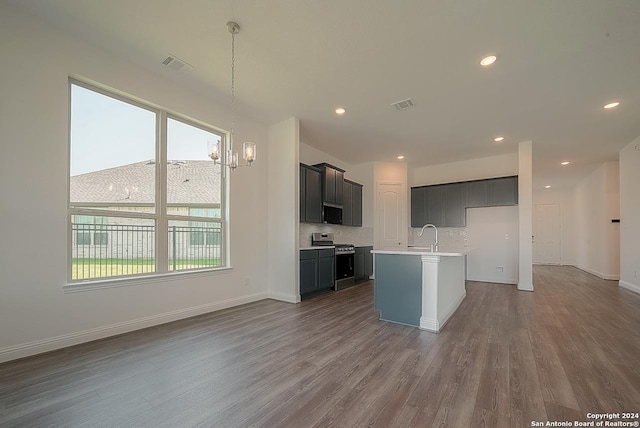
[391,98,415,111]
[162,54,194,73]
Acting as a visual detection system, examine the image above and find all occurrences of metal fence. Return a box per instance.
[71,223,222,281]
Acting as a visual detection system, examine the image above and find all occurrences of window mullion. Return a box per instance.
[156,111,169,273]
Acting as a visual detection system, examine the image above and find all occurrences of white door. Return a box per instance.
[533,203,561,264]
[375,183,406,249]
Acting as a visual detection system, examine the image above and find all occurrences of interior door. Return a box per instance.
[375,183,407,248]
[533,203,561,264]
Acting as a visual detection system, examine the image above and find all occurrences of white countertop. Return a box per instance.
[371,247,469,257]
[300,245,335,251]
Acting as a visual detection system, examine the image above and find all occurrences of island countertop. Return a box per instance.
[371,247,470,257]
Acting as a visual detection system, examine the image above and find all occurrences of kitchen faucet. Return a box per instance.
[419,224,438,252]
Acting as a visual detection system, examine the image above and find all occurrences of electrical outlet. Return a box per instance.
[504,233,509,240]
[496,266,504,273]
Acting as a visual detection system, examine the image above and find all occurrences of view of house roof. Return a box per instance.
[70,160,221,205]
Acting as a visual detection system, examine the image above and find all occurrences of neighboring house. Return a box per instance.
[70,160,222,265]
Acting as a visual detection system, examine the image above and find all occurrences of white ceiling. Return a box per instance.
[9,0,640,188]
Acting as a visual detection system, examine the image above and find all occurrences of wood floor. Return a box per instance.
[1,266,640,428]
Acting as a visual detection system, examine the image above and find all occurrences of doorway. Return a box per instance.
[375,182,406,249]
[533,203,561,264]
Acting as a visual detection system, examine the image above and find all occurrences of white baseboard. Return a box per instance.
[420,292,466,333]
[574,264,620,281]
[467,276,517,285]
[268,291,300,304]
[619,280,640,295]
[0,292,268,364]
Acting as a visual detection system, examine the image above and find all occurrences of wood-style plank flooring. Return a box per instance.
[1,265,640,427]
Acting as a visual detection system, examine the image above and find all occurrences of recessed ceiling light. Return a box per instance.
[397,155,405,160]
[335,107,346,115]
[560,161,570,165]
[603,102,620,109]
[494,136,504,142]
[480,55,497,66]
[544,185,551,189]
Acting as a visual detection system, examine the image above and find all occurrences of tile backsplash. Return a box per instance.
[299,223,374,247]
[408,227,467,249]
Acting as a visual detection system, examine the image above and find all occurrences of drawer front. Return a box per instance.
[300,250,319,260]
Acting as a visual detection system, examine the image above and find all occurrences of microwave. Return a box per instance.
[323,205,342,225]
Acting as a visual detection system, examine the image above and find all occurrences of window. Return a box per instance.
[69,80,226,282]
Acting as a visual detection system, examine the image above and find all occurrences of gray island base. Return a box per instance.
[372,248,466,333]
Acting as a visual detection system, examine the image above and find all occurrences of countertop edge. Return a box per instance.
[371,249,467,256]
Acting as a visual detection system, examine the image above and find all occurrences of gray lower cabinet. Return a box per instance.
[411,176,518,227]
[300,249,335,298]
[300,164,323,223]
[342,179,363,227]
[355,246,373,282]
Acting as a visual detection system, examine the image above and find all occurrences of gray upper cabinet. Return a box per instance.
[313,163,345,207]
[300,164,323,223]
[443,182,466,227]
[411,175,518,227]
[488,176,518,206]
[465,180,488,208]
[342,179,363,227]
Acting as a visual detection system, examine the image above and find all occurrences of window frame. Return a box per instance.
[67,78,229,284]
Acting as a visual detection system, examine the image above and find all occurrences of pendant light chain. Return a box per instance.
[230,30,235,151]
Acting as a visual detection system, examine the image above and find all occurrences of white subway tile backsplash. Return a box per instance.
[409,227,467,248]
[299,223,374,247]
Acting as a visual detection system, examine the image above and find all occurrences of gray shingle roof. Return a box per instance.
[70,160,221,205]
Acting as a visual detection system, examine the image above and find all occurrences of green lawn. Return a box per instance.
[71,258,221,280]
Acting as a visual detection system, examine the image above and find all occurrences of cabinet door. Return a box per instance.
[335,170,344,205]
[352,184,363,227]
[443,182,466,227]
[300,258,318,294]
[324,167,336,203]
[364,247,373,278]
[354,253,365,280]
[305,168,323,223]
[342,181,353,226]
[300,166,306,222]
[466,180,488,208]
[411,187,426,227]
[318,256,335,290]
[425,186,444,226]
[488,176,518,206]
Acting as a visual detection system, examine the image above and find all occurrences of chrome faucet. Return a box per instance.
[419,224,438,252]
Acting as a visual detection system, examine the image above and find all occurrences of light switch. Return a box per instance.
[504,233,509,240]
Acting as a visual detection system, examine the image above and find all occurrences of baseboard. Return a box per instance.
[574,264,620,281]
[467,276,517,285]
[619,280,640,295]
[0,292,269,364]
[268,291,300,304]
[420,292,466,333]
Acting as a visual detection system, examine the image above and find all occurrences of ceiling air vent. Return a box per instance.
[391,98,415,111]
[162,54,194,73]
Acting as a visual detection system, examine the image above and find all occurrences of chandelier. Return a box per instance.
[208,21,256,170]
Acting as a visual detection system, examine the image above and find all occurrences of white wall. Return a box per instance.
[466,206,519,284]
[532,187,577,266]
[0,4,271,362]
[573,161,620,280]
[518,141,533,291]
[619,137,640,294]
[268,118,300,303]
[409,153,518,186]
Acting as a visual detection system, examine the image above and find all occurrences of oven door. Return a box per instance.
[335,253,355,290]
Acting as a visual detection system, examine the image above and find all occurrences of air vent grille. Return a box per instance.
[391,98,415,111]
[162,54,194,73]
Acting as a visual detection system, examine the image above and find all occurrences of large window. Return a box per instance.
[69,80,226,282]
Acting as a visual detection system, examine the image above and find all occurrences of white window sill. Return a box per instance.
[63,267,233,293]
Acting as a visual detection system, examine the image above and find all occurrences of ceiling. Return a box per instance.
[9,0,640,188]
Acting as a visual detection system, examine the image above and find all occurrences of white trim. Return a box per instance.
[268,291,300,304]
[619,280,640,295]
[419,291,466,333]
[574,264,620,281]
[467,276,518,285]
[0,292,268,363]
[64,267,233,293]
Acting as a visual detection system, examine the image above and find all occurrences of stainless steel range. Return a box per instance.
[311,233,356,291]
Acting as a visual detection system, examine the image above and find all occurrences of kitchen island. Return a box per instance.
[371,248,467,333]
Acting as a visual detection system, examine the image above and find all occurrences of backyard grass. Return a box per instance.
[71,258,222,280]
